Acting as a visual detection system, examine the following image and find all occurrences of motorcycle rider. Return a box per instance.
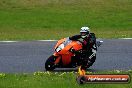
[69,27,97,74]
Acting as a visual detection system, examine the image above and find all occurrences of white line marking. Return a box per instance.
[37,40,57,41]
[0,38,131,43]
[119,38,132,39]
[0,41,18,43]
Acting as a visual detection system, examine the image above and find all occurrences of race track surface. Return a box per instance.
[0,39,132,73]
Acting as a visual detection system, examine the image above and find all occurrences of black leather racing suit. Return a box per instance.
[69,33,97,70]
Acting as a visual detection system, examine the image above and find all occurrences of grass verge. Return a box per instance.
[0,70,132,88]
[0,0,131,40]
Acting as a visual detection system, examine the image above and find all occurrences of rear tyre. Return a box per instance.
[81,55,96,70]
[89,55,96,67]
[45,55,56,71]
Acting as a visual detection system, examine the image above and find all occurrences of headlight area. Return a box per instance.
[55,44,64,52]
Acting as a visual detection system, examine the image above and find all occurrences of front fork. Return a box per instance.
[53,53,61,66]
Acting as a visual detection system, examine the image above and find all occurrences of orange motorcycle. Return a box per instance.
[45,37,103,71]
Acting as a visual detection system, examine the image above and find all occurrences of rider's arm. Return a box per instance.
[90,33,96,44]
[90,33,97,51]
[69,35,81,40]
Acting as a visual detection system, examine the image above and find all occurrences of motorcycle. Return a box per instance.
[45,37,103,71]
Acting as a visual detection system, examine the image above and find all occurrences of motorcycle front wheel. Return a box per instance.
[45,55,56,71]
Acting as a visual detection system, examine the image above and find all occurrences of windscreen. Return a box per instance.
[63,37,72,47]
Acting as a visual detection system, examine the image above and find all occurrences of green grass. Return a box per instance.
[0,0,131,40]
[0,70,132,88]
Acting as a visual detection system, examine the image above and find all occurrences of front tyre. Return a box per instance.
[45,55,56,71]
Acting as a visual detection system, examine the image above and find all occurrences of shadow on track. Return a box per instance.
[44,68,101,73]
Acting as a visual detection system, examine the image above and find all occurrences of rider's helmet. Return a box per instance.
[80,27,90,38]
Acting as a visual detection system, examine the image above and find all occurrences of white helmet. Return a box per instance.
[80,27,90,38]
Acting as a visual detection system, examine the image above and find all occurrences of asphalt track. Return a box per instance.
[0,39,132,73]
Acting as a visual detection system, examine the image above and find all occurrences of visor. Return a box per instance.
[80,32,89,35]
